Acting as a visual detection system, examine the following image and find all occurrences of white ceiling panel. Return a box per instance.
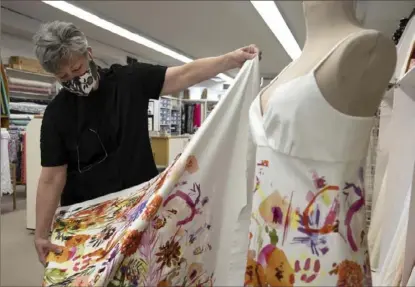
[68,0,291,78]
[1,1,414,80]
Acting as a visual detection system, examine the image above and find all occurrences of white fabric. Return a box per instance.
[247,31,374,286]
[407,267,415,286]
[368,170,388,270]
[378,185,410,286]
[1,128,12,195]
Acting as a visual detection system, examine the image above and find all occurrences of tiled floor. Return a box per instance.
[1,187,44,286]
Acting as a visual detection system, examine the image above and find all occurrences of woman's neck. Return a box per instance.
[303,1,362,47]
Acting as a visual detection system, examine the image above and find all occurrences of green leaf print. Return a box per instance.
[268,228,279,246]
[44,268,67,284]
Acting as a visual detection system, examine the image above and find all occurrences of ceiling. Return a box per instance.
[1,1,414,80]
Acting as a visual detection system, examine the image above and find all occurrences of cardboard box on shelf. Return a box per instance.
[8,56,51,75]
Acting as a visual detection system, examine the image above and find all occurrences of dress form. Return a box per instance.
[261,1,396,117]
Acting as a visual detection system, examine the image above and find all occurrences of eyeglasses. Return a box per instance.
[76,128,108,173]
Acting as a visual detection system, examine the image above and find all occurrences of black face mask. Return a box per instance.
[61,60,99,96]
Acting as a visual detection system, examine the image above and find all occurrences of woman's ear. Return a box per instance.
[87,47,93,58]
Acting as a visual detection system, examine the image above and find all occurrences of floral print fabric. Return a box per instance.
[43,58,260,286]
[45,157,214,286]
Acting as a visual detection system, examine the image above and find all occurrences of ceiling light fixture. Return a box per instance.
[42,0,234,83]
[250,1,301,60]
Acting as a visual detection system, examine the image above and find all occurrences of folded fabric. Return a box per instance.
[9,84,52,95]
[10,102,47,114]
[10,114,34,120]
[8,77,54,89]
[43,58,260,286]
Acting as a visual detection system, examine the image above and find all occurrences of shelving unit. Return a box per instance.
[159,95,182,135]
[6,67,57,103]
[181,98,219,122]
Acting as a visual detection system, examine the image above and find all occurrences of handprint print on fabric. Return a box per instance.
[289,258,321,284]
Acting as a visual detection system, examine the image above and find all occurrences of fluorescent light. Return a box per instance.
[42,1,233,83]
[250,1,301,60]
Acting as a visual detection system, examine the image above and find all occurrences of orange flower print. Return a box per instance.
[336,260,364,287]
[72,275,90,287]
[155,238,181,269]
[245,257,266,286]
[46,246,75,264]
[120,230,143,257]
[185,155,199,174]
[263,246,294,286]
[157,280,171,287]
[258,192,289,229]
[245,245,294,287]
[187,262,204,281]
[152,216,167,229]
[65,234,90,248]
[142,195,163,221]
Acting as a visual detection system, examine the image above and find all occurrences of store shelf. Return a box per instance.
[397,66,415,99]
[9,90,53,101]
[6,68,56,83]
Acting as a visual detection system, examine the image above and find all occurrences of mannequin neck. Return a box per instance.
[303,1,362,47]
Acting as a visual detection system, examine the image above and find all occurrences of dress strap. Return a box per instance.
[311,30,368,72]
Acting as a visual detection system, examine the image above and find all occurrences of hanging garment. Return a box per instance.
[368,170,388,270]
[377,185,410,286]
[193,104,202,128]
[43,58,260,286]
[1,128,13,195]
[246,32,374,287]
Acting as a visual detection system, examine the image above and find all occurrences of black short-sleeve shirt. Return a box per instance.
[40,62,167,206]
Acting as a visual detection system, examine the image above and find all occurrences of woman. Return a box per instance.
[33,20,259,265]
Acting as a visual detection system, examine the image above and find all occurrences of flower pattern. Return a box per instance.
[43,155,216,287]
[246,160,371,286]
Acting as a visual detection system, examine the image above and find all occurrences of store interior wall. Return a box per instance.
[1,5,228,100]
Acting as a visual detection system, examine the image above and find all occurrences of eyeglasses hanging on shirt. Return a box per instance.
[76,128,108,173]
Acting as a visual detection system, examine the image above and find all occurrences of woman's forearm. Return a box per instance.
[35,180,64,239]
[180,54,231,85]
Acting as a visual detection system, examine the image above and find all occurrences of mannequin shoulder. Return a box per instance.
[317,30,397,116]
[338,30,397,78]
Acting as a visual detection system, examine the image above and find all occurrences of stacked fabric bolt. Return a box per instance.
[1,64,10,118]
[8,77,54,96]
[10,102,47,114]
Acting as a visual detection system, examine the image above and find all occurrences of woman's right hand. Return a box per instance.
[34,237,62,266]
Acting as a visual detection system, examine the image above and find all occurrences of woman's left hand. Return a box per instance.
[226,44,262,69]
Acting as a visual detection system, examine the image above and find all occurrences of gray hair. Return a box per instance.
[33,21,88,74]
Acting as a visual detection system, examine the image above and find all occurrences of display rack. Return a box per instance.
[4,62,57,187]
[1,62,10,128]
[159,95,182,135]
[6,67,56,102]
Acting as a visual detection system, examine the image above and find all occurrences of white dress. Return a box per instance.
[246,32,373,287]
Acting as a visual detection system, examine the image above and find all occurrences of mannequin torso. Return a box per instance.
[261,1,397,117]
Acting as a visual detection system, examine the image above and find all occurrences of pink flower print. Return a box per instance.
[312,172,327,189]
[271,206,283,224]
[72,275,90,287]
